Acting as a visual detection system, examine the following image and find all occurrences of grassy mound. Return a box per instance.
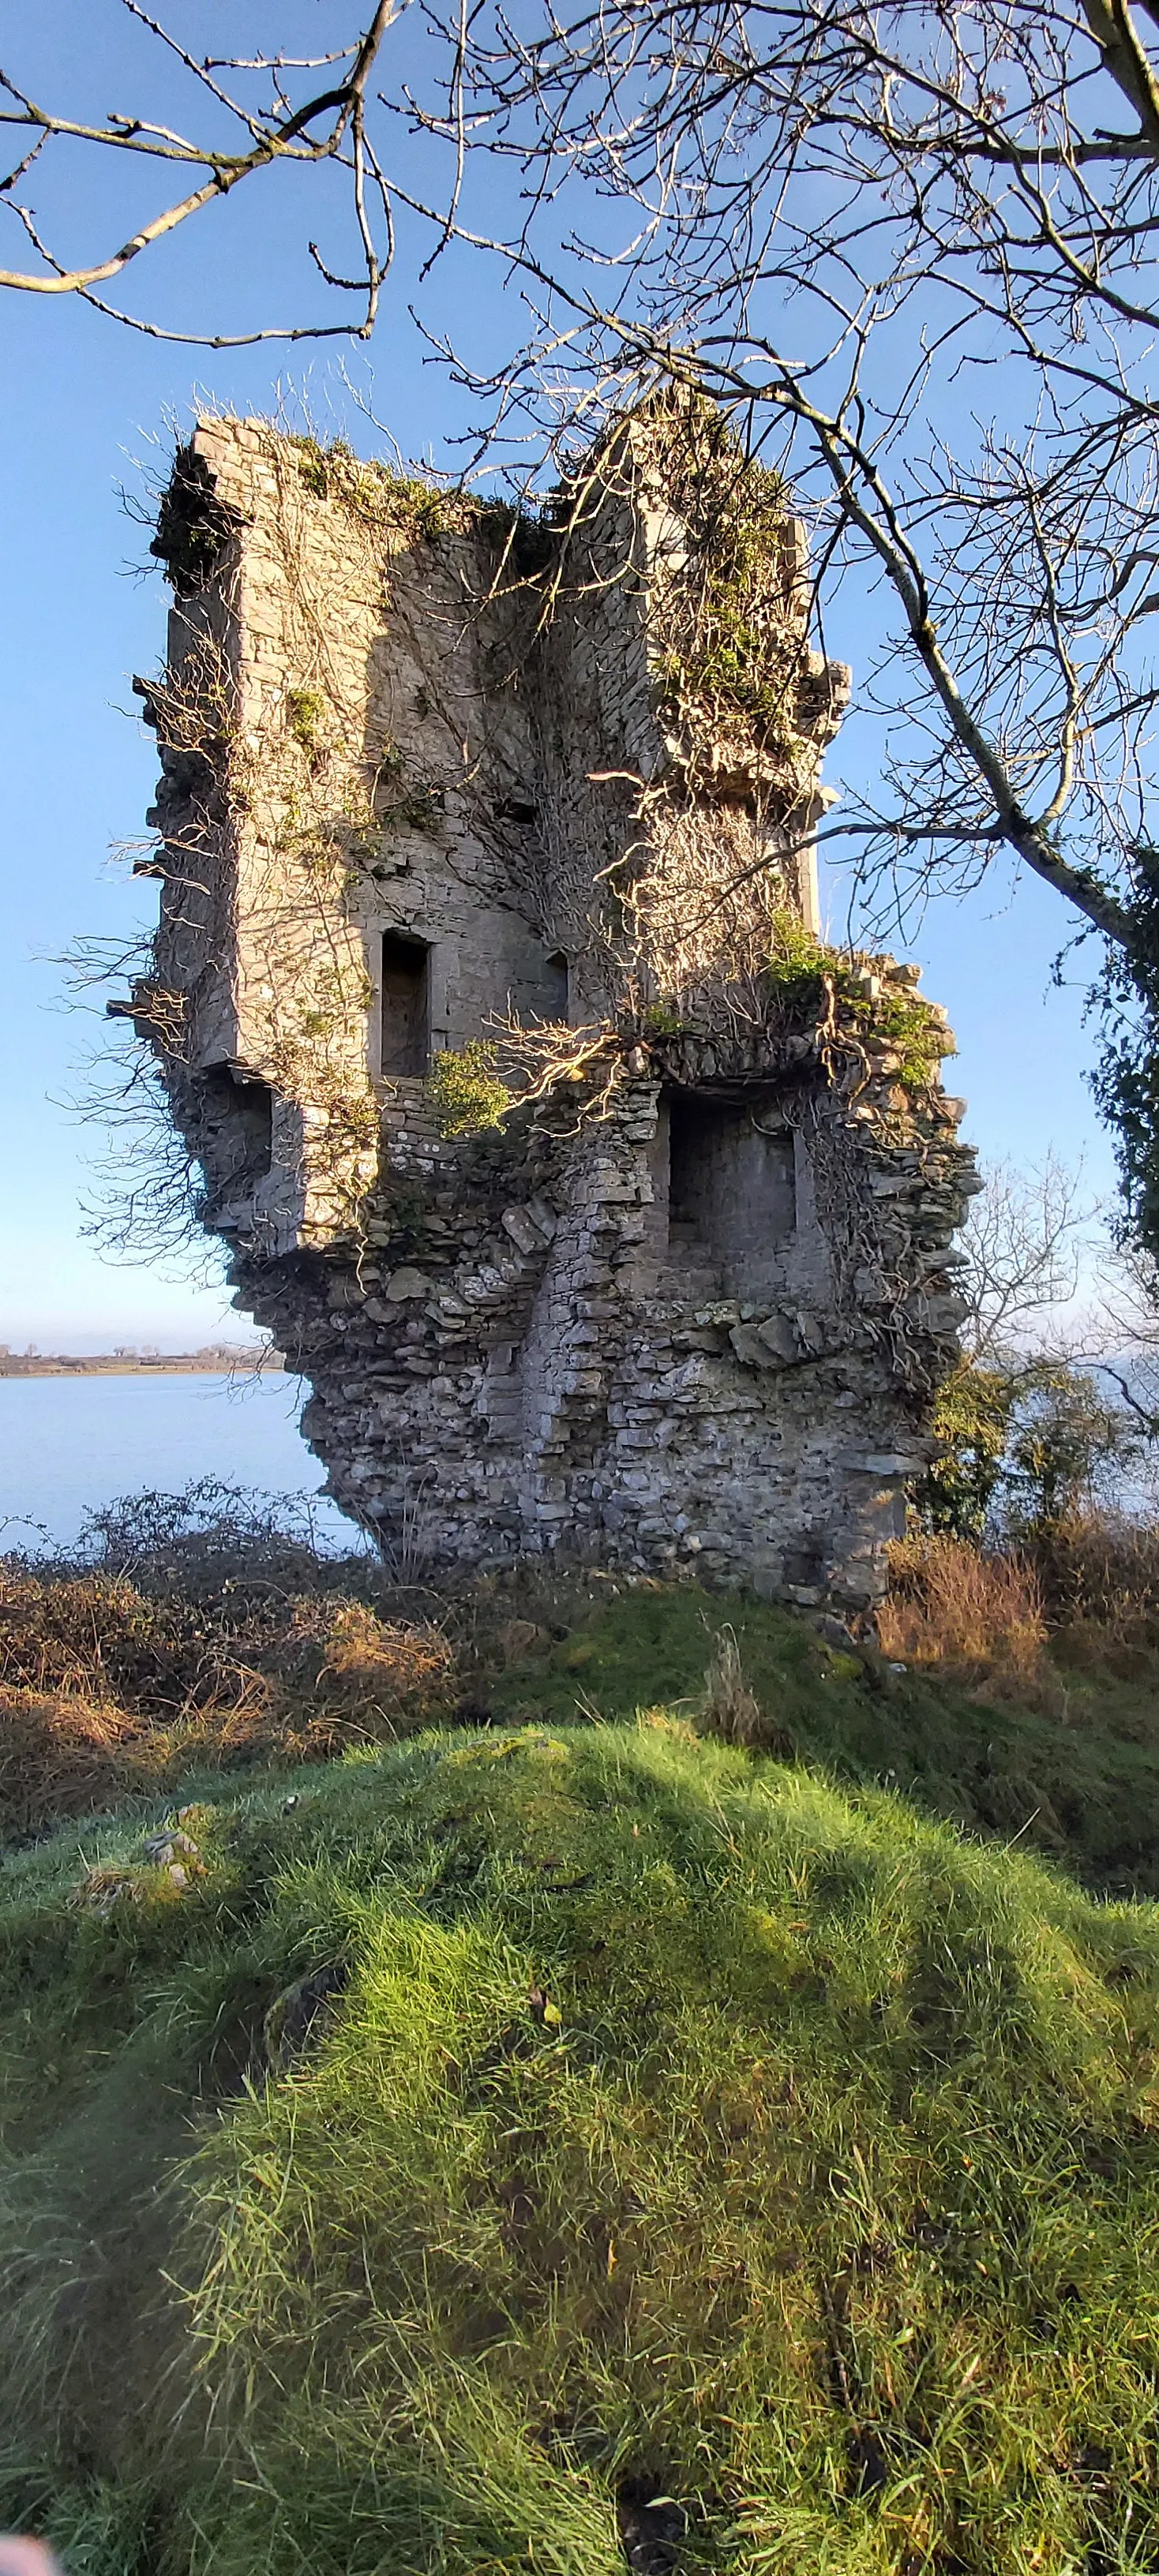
[479,1580,1159,1896]
[3,1719,1159,2574]
[7,1524,1159,1894]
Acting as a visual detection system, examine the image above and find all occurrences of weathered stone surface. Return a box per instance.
[140,408,979,1604]
[383,1267,429,1302]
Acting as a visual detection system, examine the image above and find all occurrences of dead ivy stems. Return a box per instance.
[479,1011,628,1134]
[262,423,569,950]
[476,398,834,1005]
[62,930,220,1269]
[256,399,830,1028]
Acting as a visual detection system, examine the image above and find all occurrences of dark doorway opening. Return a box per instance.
[668,1091,796,1297]
[381,932,430,1076]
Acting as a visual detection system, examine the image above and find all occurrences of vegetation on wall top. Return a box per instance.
[763,912,954,1095]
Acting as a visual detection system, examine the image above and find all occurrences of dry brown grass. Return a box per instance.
[700,1622,797,1754]
[1031,1511,1159,1680]
[0,1684,152,1838]
[0,1559,456,1837]
[703,1623,763,1743]
[878,1534,1060,1709]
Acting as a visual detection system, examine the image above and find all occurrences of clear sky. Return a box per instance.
[0,5,1121,1352]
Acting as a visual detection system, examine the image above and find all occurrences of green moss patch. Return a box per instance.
[763,915,952,1095]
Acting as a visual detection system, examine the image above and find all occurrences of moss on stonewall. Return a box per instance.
[764,912,952,1094]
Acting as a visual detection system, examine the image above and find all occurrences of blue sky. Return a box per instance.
[0,6,1120,1351]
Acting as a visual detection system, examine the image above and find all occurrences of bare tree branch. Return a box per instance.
[0,0,404,341]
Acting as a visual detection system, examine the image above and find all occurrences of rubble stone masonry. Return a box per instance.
[133,402,980,1602]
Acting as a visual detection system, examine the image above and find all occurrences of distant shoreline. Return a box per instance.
[0,1352,285,1379]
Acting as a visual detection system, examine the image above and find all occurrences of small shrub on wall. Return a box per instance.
[426,1043,512,1137]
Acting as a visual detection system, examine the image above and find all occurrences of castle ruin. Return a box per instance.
[126,401,979,1601]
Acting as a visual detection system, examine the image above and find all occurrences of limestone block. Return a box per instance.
[729,1322,784,1369]
[756,1312,800,1363]
[384,1267,429,1301]
[849,1452,928,1478]
[501,1204,548,1255]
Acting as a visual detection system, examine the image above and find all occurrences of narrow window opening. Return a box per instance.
[668,1093,708,1244]
[545,949,569,1018]
[381,932,430,1076]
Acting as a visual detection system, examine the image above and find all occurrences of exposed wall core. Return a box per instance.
[139,402,980,1603]
[194,1069,274,1227]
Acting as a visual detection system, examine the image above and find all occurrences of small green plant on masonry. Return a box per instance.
[426,1043,513,1137]
[863,990,954,1091]
[286,688,327,761]
[765,908,830,998]
[764,912,951,1092]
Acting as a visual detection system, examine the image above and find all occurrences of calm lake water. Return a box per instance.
[0,1371,361,1552]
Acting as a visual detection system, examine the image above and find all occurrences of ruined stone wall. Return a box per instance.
[148,421,575,1252]
[137,404,979,1603]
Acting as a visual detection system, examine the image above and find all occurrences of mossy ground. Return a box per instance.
[5,1541,1159,2573]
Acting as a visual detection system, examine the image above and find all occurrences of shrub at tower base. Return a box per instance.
[3,1713,1159,2576]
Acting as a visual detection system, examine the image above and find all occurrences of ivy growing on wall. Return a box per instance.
[1090,850,1159,1263]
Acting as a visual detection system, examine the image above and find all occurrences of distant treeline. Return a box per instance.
[0,1347,284,1377]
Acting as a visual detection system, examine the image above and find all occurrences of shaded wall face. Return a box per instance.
[668,1096,797,1300]
[365,902,570,1073]
[347,531,576,1064]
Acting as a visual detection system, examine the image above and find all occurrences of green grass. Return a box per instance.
[3,1718,1159,2574]
[486,1582,1159,1898]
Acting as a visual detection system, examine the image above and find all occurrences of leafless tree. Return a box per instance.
[0,3,402,345]
[956,1152,1159,1452]
[1080,1236,1159,1435]
[403,0,1159,980]
[21,7,1159,1241]
[956,1151,1095,1365]
[17,3,1159,976]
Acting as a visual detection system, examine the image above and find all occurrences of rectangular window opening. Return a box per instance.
[381,932,430,1076]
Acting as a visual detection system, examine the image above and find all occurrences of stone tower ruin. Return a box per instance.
[127,400,978,1601]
